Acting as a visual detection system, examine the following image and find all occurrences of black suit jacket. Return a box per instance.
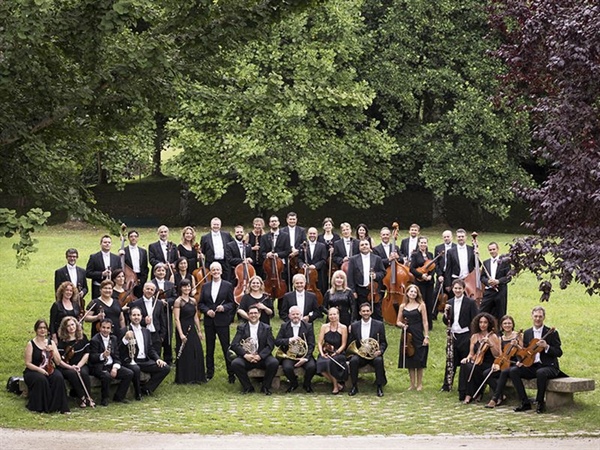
[298,241,327,270]
[275,320,316,357]
[129,297,168,342]
[231,321,275,360]
[200,231,234,265]
[444,245,476,289]
[124,246,149,285]
[348,319,388,355]
[332,238,360,266]
[151,278,177,306]
[481,257,512,292]
[86,252,122,284]
[280,226,306,251]
[148,240,179,268]
[225,240,253,268]
[409,251,434,283]
[198,280,235,327]
[118,325,160,364]
[89,333,121,369]
[434,243,456,278]
[400,237,419,261]
[347,253,385,292]
[442,296,478,330]
[522,326,562,369]
[54,265,88,297]
[279,291,323,322]
[372,242,400,268]
[260,231,291,261]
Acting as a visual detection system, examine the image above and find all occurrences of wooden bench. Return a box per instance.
[506,377,595,408]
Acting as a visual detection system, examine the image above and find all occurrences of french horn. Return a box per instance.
[346,337,380,360]
[275,337,308,361]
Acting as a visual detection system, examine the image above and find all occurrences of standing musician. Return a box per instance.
[400,223,420,264]
[178,226,199,271]
[246,217,265,279]
[275,306,317,393]
[260,215,291,315]
[50,282,81,343]
[85,279,126,338]
[279,273,322,323]
[347,302,387,397]
[281,212,306,281]
[323,270,355,326]
[225,224,254,281]
[86,235,122,299]
[148,225,179,279]
[332,222,359,268]
[198,262,236,383]
[373,227,402,304]
[409,236,435,330]
[230,305,279,395]
[89,318,134,406]
[54,248,88,302]
[151,263,177,364]
[123,229,149,298]
[200,217,234,281]
[129,282,168,356]
[237,276,274,325]
[509,306,564,414]
[434,230,455,320]
[347,239,386,321]
[317,217,341,291]
[119,306,170,400]
[441,279,478,393]
[298,227,328,295]
[355,223,376,248]
[444,228,476,295]
[480,242,512,323]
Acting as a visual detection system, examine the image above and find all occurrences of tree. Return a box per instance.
[489,0,600,297]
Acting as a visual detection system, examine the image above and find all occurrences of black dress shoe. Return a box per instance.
[141,388,152,396]
[536,401,546,414]
[228,375,236,384]
[261,387,272,396]
[514,402,532,412]
[100,398,109,407]
[206,373,214,380]
[303,385,314,393]
[113,398,130,404]
[135,394,142,401]
[376,386,384,397]
[286,384,299,393]
[241,387,255,394]
[440,385,450,392]
[349,385,359,396]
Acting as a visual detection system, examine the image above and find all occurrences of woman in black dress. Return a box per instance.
[56,317,94,408]
[316,307,348,394]
[322,270,354,326]
[355,223,375,248]
[23,319,70,414]
[178,226,199,271]
[173,257,195,294]
[396,284,429,390]
[49,281,81,343]
[237,276,274,324]
[173,280,206,384]
[85,279,125,337]
[317,217,340,292]
[409,236,435,330]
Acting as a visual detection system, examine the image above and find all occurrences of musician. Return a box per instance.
[120,307,170,399]
[246,217,265,279]
[443,229,475,294]
[348,303,387,397]
[89,318,134,406]
[148,225,179,279]
[124,229,149,298]
[355,223,375,248]
[480,242,512,323]
[151,263,177,364]
[200,217,234,281]
[323,270,355,326]
[433,230,455,319]
[459,313,501,404]
[225,225,254,281]
[275,306,317,393]
[372,227,400,269]
[316,307,348,394]
[509,306,564,414]
[178,226,199,271]
[230,305,279,395]
[332,222,359,267]
[440,279,478,393]
[198,262,236,383]
[318,217,341,292]
[56,317,93,408]
[238,276,274,325]
[54,248,88,300]
[281,212,306,280]
[298,227,328,294]
[172,257,195,291]
[400,223,420,264]
[260,215,291,315]
[347,239,386,321]
[396,284,429,391]
[86,280,126,338]
[279,273,322,323]
[49,281,81,343]
[129,282,168,356]
[409,236,435,330]
[85,235,121,299]
[111,268,127,300]
[23,319,70,414]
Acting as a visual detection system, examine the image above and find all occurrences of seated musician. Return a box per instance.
[119,306,170,400]
[316,307,348,394]
[509,306,564,414]
[279,273,322,323]
[347,303,387,397]
[230,305,279,395]
[275,306,317,393]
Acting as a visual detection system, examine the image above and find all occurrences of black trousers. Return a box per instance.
[348,355,387,387]
[125,359,171,395]
[509,363,560,404]
[204,322,232,377]
[90,364,133,401]
[231,356,279,390]
[280,357,316,388]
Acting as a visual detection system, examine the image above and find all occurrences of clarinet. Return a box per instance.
[444,306,455,389]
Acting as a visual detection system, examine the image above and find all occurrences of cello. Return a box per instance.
[119,223,139,300]
[300,241,324,306]
[233,240,256,305]
[192,247,211,302]
[382,223,414,325]
[263,234,287,300]
[464,232,484,306]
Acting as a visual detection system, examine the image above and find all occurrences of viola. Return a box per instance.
[118,285,137,308]
[516,327,555,367]
[473,334,491,366]
[41,338,55,375]
[367,269,381,304]
[493,330,523,371]
[435,289,449,312]
[95,304,105,332]
[62,344,75,364]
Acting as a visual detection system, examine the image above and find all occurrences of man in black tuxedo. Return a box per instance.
[275,306,317,393]
[148,225,179,279]
[260,215,291,315]
[441,279,478,397]
[86,235,122,299]
[479,242,512,323]
[433,230,456,316]
[400,223,420,264]
[54,248,88,299]
[129,283,168,356]
[279,273,322,323]
[444,228,476,295]
[347,240,386,321]
[198,262,236,382]
[332,222,359,267]
[230,305,279,395]
[373,227,402,301]
[280,212,306,285]
[123,229,149,298]
[89,319,134,406]
[200,217,234,281]
[298,226,328,294]
[150,263,177,364]
[348,302,388,397]
[510,306,564,414]
[225,225,254,282]
[119,306,170,400]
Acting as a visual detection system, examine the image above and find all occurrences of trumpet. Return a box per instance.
[346,337,380,360]
[275,335,308,361]
[128,337,137,365]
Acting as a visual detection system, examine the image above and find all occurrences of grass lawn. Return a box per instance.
[0,224,598,436]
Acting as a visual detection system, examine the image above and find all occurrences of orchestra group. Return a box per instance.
[24,214,564,415]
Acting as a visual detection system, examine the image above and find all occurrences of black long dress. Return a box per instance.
[238,293,273,325]
[461,340,495,397]
[23,341,70,413]
[316,330,347,382]
[398,307,428,369]
[88,298,123,337]
[178,244,198,271]
[57,336,92,402]
[175,300,206,384]
[49,301,80,338]
[322,289,354,326]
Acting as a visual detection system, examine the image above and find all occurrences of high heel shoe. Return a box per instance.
[485,399,497,409]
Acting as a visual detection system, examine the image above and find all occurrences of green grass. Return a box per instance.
[0,225,598,436]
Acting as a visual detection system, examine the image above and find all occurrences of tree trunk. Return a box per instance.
[179,181,191,224]
[152,112,168,177]
[431,195,446,225]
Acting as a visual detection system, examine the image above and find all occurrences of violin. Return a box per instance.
[435,288,448,312]
[263,234,287,299]
[516,327,555,367]
[233,241,256,305]
[367,269,381,304]
[41,338,55,375]
[416,250,444,276]
[493,330,523,371]
[118,285,137,308]
[473,332,491,366]
[301,241,324,306]
[322,342,336,356]
[62,344,75,364]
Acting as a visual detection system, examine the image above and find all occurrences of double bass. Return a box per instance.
[464,232,484,306]
[382,223,414,325]
[300,241,324,306]
[233,240,256,305]
[119,223,139,306]
[263,234,287,300]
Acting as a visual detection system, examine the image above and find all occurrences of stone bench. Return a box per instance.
[506,377,595,408]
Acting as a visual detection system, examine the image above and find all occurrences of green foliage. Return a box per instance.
[0,208,51,267]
